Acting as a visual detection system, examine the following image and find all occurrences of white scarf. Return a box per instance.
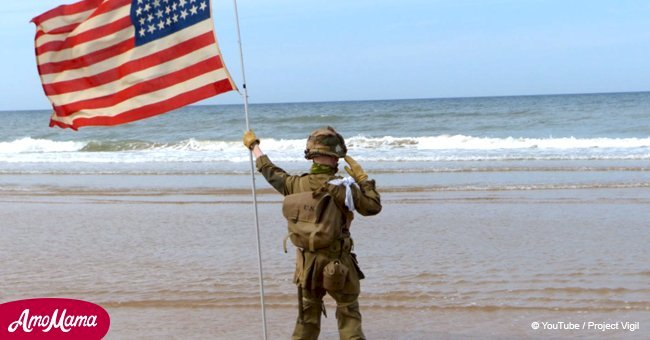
[328,176,358,211]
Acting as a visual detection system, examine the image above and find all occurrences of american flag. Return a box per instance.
[32,0,237,130]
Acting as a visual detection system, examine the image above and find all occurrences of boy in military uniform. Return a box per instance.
[243,126,381,340]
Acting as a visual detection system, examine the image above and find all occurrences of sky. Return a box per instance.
[1,0,649,110]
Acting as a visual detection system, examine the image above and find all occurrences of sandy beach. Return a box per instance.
[1,170,649,339]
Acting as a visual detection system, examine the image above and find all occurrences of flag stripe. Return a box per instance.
[38,23,133,64]
[36,23,84,37]
[35,31,69,48]
[50,69,230,125]
[37,16,132,56]
[66,69,230,120]
[35,0,131,46]
[44,32,215,96]
[53,56,224,116]
[35,9,95,34]
[37,32,135,75]
[39,19,213,81]
[50,79,233,129]
[32,0,102,26]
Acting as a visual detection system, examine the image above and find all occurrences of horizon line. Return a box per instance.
[4,90,649,112]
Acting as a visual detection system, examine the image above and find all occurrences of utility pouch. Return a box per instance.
[322,260,349,291]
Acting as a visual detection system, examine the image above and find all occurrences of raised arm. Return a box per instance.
[244,130,296,195]
[329,155,381,216]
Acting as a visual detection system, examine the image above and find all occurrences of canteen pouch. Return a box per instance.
[322,260,348,291]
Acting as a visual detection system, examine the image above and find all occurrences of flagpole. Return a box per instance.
[231,1,268,339]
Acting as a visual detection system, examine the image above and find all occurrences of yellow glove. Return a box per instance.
[242,130,260,150]
[344,155,368,182]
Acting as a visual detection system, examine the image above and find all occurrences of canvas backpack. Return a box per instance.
[282,185,351,252]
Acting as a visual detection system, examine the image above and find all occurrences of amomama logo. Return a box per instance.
[0,298,110,339]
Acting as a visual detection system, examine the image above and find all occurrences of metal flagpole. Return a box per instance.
[231,1,268,339]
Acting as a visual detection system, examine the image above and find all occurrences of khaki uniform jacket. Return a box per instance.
[256,155,382,294]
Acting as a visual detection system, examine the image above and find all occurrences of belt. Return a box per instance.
[314,237,353,258]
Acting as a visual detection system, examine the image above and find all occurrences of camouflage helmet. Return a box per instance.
[304,126,347,159]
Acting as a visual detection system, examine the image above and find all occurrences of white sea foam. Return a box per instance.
[0,136,649,164]
[346,135,650,150]
[0,137,85,153]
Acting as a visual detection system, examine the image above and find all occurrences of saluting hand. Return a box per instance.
[344,155,368,182]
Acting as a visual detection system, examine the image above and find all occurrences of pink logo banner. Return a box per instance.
[0,298,110,339]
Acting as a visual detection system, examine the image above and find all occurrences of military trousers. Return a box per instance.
[291,287,365,340]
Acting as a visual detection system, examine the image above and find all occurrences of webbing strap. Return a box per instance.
[336,299,358,308]
[283,233,294,253]
[308,230,317,252]
[297,286,304,323]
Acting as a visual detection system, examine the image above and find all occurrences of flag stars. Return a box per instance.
[133,0,211,41]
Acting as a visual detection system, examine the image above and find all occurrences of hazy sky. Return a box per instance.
[2,0,649,110]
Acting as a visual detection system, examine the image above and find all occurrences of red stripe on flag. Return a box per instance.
[37,37,135,75]
[36,23,81,37]
[37,16,132,56]
[88,0,132,20]
[43,32,216,95]
[50,79,235,129]
[31,0,104,25]
[53,56,225,116]
[35,0,131,39]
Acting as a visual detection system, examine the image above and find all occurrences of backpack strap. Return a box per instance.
[344,211,354,232]
[283,233,294,253]
[284,230,317,253]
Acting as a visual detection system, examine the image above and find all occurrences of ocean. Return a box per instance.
[1,92,649,338]
[1,91,650,175]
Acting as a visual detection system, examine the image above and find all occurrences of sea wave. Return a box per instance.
[0,137,85,153]
[1,136,649,163]
[347,135,650,150]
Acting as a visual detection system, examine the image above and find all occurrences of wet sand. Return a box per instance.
[1,172,649,339]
